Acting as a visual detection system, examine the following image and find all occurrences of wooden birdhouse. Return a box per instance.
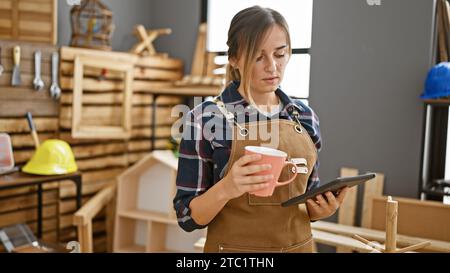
[114,150,205,252]
[70,0,114,51]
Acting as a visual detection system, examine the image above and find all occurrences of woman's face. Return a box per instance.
[235,24,290,95]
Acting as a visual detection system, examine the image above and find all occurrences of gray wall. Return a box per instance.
[57,0,200,73]
[309,0,435,217]
[150,0,200,74]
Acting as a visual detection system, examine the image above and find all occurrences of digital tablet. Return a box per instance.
[281,173,376,207]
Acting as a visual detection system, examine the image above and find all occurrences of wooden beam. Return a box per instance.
[60,46,183,70]
[60,62,182,81]
[385,196,398,253]
[312,220,450,253]
[361,172,384,228]
[372,196,450,242]
[336,167,358,252]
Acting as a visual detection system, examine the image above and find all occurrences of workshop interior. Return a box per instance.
[0,0,449,254]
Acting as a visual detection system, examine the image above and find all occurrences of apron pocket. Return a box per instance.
[282,235,314,253]
[218,236,314,253]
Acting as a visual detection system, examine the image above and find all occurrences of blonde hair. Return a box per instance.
[225,6,292,106]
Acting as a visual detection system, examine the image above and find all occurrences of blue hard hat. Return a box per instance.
[421,62,450,99]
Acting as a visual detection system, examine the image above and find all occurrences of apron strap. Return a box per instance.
[212,96,303,135]
[213,96,249,136]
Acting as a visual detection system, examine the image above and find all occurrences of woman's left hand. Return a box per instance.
[306,187,349,221]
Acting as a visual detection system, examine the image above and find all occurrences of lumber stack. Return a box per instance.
[56,46,184,250]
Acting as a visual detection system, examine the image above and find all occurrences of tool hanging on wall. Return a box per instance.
[0,47,4,77]
[50,52,61,99]
[26,112,40,149]
[11,46,21,86]
[33,51,45,91]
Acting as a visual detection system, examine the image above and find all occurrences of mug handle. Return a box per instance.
[276,162,298,186]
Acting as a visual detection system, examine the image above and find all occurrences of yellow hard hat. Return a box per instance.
[22,140,78,175]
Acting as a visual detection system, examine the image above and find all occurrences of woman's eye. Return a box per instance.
[256,56,263,62]
[275,54,285,58]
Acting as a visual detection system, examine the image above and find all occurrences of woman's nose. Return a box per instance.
[265,58,277,73]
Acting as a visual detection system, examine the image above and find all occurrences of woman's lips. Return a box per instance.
[262,77,279,84]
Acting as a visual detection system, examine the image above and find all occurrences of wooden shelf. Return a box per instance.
[117,209,177,225]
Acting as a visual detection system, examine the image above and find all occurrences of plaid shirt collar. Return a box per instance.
[218,81,305,117]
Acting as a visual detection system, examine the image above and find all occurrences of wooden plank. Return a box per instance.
[71,142,127,159]
[438,0,449,62]
[0,204,57,228]
[0,185,37,198]
[58,125,172,144]
[60,76,173,92]
[190,23,207,76]
[312,220,450,253]
[131,126,172,139]
[0,189,58,214]
[372,196,450,242]
[58,132,125,145]
[0,87,54,100]
[128,140,151,152]
[361,172,384,228]
[60,46,183,70]
[76,155,128,171]
[19,20,52,32]
[18,1,52,13]
[19,10,53,22]
[60,92,184,106]
[13,149,34,164]
[60,62,183,81]
[0,18,11,28]
[10,0,17,38]
[0,99,58,117]
[0,0,12,10]
[59,179,115,199]
[385,196,398,253]
[59,106,176,129]
[312,229,379,253]
[0,117,58,132]
[336,167,358,253]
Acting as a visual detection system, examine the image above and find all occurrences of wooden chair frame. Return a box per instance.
[72,54,134,139]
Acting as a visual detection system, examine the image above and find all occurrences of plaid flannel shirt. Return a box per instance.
[173,81,322,232]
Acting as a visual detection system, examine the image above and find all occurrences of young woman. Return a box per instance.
[173,6,348,253]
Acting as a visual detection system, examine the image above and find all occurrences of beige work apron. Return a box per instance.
[203,99,318,253]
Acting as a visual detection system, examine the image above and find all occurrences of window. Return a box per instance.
[204,0,314,99]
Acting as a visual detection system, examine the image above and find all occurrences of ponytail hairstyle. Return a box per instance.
[225,6,291,106]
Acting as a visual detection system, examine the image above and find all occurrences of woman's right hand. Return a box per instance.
[221,154,273,200]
